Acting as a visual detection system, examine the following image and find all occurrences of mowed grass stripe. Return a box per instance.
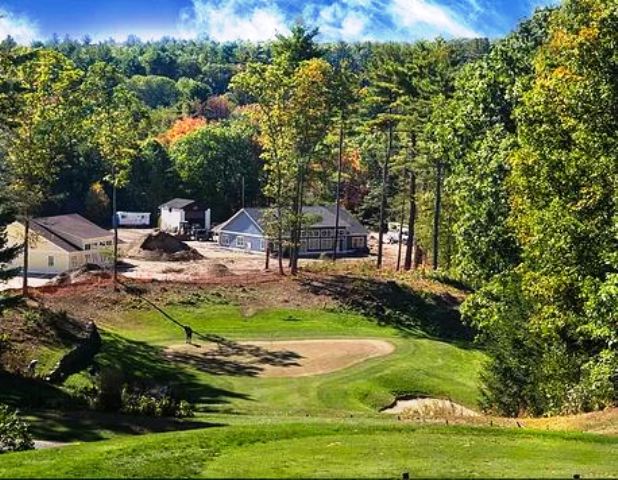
[2,422,616,478]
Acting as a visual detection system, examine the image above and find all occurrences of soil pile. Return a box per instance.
[52,264,110,286]
[205,263,233,277]
[125,232,203,261]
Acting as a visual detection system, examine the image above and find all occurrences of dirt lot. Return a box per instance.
[0,228,409,292]
[164,339,395,378]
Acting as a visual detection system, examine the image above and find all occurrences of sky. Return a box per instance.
[0,0,559,45]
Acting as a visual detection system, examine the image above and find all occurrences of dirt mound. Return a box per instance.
[205,263,233,277]
[125,232,203,261]
[51,264,110,286]
[164,339,395,378]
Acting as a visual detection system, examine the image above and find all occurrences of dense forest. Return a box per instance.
[1,0,616,417]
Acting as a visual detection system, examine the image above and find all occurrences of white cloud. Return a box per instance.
[309,2,370,41]
[180,0,289,42]
[0,6,39,44]
[179,0,481,43]
[388,0,480,38]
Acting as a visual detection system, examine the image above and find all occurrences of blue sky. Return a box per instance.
[0,0,559,44]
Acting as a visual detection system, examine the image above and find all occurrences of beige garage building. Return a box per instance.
[6,214,114,275]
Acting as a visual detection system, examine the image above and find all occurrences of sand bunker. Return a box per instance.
[125,232,203,261]
[382,397,480,417]
[164,339,394,378]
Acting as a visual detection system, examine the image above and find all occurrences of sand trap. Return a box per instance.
[164,339,395,378]
[382,397,480,417]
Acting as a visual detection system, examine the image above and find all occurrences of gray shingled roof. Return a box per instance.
[25,214,112,253]
[241,206,368,235]
[159,198,196,209]
[29,221,81,253]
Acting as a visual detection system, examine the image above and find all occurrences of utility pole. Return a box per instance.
[112,163,119,290]
[333,113,344,261]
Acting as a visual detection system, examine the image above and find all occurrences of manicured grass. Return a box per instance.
[2,421,616,478]
[101,306,404,343]
[90,306,484,415]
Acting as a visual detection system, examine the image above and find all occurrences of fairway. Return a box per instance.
[2,422,616,478]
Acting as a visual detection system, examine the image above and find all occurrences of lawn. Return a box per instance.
[86,305,485,415]
[5,299,615,478]
[2,421,616,478]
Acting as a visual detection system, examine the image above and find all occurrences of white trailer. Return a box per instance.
[116,212,151,227]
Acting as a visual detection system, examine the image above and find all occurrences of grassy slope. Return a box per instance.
[5,287,615,478]
[2,421,616,478]
[90,306,484,414]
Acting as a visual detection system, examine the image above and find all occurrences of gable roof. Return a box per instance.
[24,214,112,253]
[159,198,196,210]
[28,221,81,253]
[221,206,368,236]
[34,214,112,241]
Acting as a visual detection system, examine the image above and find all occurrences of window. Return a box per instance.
[221,234,230,246]
[106,240,113,246]
[308,238,320,250]
[259,239,265,251]
[236,236,245,248]
[321,238,334,250]
[338,229,346,236]
[310,230,320,238]
[85,243,91,251]
[321,229,331,238]
[48,256,55,267]
[85,254,91,263]
[352,237,365,248]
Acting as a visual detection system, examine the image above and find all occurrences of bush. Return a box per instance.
[0,404,34,453]
[120,386,194,418]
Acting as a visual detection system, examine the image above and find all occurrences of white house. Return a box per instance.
[158,198,211,233]
[6,214,114,275]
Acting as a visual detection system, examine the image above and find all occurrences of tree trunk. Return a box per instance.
[333,114,344,262]
[432,161,443,271]
[396,189,405,271]
[377,122,393,269]
[277,214,284,275]
[21,218,29,297]
[265,243,270,270]
[291,161,306,276]
[404,170,416,271]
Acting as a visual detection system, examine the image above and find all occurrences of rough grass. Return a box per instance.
[1,421,616,478]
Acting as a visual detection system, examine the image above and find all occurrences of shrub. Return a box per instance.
[0,404,34,453]
[120,386,194,418]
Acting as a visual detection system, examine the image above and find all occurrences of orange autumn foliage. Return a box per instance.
[158,117,207,146]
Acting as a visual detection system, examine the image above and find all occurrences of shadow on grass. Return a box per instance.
[165,337,302,377]
[118,281,302,377]
[300,275,475,342]
[26,409,224,442]
[0,371,82,410]
[98,333,251,409]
